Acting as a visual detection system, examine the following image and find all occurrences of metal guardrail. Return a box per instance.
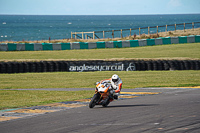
[71,22,200,40]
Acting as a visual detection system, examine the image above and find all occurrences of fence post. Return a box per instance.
[82,32,84,39]
[184,23,185,32]
[139,27,141,36]
[75,32,77,39]
[112,30,114,38]
[148,26,150,35]
[157,26,158,34]
[103,31,105,39]
[130,28,132,36]
[121,29,123,38]
[93,31,95,39]
[192,22,194,30]
[175,24,176,32]
[166,25,167,32]
[71,32,73,39]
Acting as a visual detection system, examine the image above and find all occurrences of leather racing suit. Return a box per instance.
[100,77,122,99]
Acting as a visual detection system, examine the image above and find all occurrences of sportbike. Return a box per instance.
[89,82,114,108]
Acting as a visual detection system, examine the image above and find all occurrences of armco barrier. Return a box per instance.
[121,40,130,48]
[71,42,80,49]
[195,35,200,42]
[114,41,123,48]
[1,35,200,51]
[179,36,188,44]
[25,43,34,51]
[61,43,71,50]
[187,36,195,43]
[96,42,105,48]
[7,43,17,51]
[155,38,163,45]
[171,37,179,44]
[0,60,200,73]
[147,39,155,46]
[43,43,53,50]
[105,41,114,48]
[130,40,139,47]
[88,42,96,49]
[34,43,43,51]
[80,42,88,49]
[138,39,147,47]
[162,37,171,44]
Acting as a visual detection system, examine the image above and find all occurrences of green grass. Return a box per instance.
[0,43,200,61]
[0,90,93,110]
[1,71,200,110]
[1,70,200,110]
[1,71,200,89]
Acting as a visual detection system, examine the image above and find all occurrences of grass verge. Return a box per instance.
[0,90,93,110]
[0,71,200,89]
[0,43,200,61]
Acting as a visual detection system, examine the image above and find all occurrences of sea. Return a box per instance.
[0,14,200,42]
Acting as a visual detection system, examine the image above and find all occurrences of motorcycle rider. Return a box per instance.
[98,74,122,100]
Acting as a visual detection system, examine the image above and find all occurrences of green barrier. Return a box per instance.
[3,35,200,52]
[130,40,139,47]
[61,43,71,50]
[178,36,187,44]
[25,43,34,51]
[8,43,17,51]
[80,42,88,49]
[195,35,200,42]
[113,41,122,48]
[96,42,105,48]
[162,37,171,44]
[147,39,155,46]
[42,43,53,50]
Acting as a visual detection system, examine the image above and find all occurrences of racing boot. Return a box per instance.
[109,90,114,99]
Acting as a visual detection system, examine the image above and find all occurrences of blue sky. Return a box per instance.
[0,0,200,15]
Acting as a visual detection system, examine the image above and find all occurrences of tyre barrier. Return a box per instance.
[0,60,200,73]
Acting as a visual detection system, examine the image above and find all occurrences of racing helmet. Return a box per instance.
[111,74,119,83]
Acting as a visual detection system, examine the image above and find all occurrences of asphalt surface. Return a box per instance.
[0,88,200,133]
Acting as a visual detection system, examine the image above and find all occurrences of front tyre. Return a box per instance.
[89,94,99,108]
[102,98,110,107]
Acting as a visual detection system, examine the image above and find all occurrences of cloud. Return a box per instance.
[166,0,184,13]
[168,0,182,7]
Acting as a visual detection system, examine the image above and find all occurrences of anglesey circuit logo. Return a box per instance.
[69,64,124,72]
[69,62,136,72]
[126,63,136,71]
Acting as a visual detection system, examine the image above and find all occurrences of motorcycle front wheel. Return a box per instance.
[89,94,99,108]
[102,97,110,107]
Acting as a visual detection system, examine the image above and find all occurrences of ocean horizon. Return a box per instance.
[0,14,200,41]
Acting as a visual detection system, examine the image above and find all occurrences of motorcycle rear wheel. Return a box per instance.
[89,94,98,108]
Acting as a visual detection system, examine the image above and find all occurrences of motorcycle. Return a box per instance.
[89,82,114,108]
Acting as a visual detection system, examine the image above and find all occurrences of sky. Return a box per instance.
[0,0,200,15]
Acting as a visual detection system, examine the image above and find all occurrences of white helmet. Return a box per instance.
[111,74,119,83]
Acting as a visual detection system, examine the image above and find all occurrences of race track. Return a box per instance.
[0,87,200,133]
